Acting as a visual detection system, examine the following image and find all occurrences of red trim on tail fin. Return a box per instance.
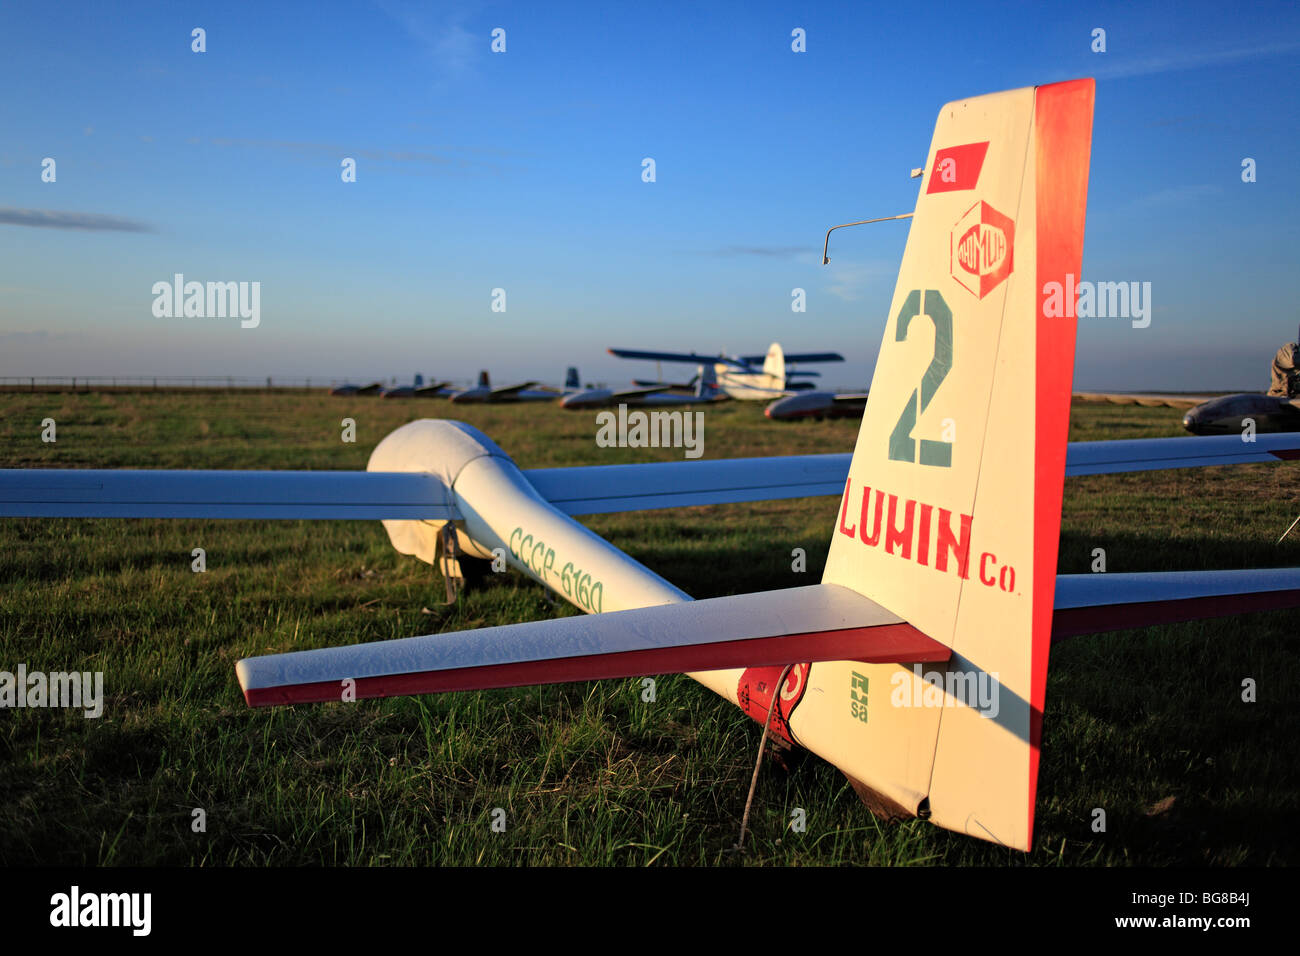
[926,141,990,194]
[1029,78,1095,847]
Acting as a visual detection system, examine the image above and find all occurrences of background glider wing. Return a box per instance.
[489,381,540,398]
[0,469,455,520]
[611,385,677,400]
[237,582,951,705]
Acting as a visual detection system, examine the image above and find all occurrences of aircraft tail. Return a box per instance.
[695,364,718,398]
[565,366,580,390]
[815,79,1095,849]
[762,343,786,387]
[478,370,490,388]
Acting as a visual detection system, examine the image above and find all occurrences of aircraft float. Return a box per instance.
[5,78,1299,850]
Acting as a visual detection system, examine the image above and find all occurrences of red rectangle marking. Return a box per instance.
[926,141,990,194]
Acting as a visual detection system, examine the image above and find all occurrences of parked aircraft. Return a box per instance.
[380,374,453,399]
[328,381,384,396]
[766,391,869,421]
[609,343,842,400]
[561,365,728,409]
[1182,394,1300,435]
[448,369,574,404]
[6,79,1300,852]
[769,390,1227,423]
[1074,390,1300,436]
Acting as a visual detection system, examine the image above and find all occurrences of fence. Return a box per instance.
[0,376,473,393]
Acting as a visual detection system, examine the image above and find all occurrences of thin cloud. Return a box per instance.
[376,0,480,83]
[203,136,515,173]
[1091,39,1300,81]
[0,208,154,233]
[1131,183,1220,209]
[826,259,893,302]
[712,245,809,258]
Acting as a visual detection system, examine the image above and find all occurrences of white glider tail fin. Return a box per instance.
[816,79,1095,849]
[761,342,785,383]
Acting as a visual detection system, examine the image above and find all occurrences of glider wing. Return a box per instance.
[0,469,455,520]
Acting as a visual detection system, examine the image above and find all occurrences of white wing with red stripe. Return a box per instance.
[236,583,951,706]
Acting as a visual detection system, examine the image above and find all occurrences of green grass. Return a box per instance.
[1,391,1297,865]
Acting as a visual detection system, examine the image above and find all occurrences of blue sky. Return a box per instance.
[1,0,1297,390]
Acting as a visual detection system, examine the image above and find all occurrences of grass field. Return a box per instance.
[1,391,1297,866]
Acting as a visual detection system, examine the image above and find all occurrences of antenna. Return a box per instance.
[822,213,913,264]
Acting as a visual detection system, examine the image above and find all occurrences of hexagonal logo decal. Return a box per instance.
[950,200,1015,299]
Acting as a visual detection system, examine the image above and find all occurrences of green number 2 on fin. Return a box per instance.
[888,289,953,467]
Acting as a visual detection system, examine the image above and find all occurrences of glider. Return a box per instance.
[328,381,384,396]
[447,369,568,404]
[1181,393,1300,435]
[5,78,1299,851]
[1072,390,1300,436]
[561,365,728,409]
[380,374,454,399]
[765,390,869,421]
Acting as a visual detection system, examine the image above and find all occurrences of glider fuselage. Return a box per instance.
[1182,393,1300,435]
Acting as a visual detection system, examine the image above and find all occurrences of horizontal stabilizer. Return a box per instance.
[0,470,455,520]
[237,583,950,706]
[1065,433,1300,474]
[1053,567,1300,638]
